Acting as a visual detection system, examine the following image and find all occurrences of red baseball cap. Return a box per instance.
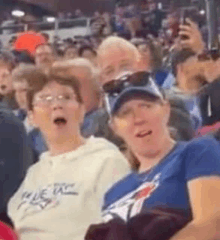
[14,31,46,55]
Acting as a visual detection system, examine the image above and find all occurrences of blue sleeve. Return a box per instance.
[184,137,220,181]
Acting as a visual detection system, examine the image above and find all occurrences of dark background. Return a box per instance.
[0,0,219,18]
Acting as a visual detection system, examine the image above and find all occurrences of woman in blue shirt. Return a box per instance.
[102,71,220,240]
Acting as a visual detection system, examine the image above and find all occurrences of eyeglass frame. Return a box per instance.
[32,94,78,107]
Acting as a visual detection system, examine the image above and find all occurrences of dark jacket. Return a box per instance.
[0,104,33,225]
[199,78,220,126]
[85,208,190,240]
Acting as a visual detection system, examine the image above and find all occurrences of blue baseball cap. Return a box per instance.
[104,71,164,115]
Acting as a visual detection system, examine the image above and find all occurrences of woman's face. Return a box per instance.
[111,98,170,156]
[29,81,85,144]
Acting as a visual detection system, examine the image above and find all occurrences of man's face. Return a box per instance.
[35,45,55,68]
[99,47,139,85]
[0,65,13,96]
[13,80,28,110]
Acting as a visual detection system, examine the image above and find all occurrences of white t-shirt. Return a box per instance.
[8,137,130,240]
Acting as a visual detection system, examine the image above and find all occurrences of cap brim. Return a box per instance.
[112,88,162,114]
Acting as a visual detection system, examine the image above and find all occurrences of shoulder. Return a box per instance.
[25,151,49,174]
[179,137,220,180]
[183,136,220,153]
[173,136,220,161]
[86,136,125,154]
[0,107,23,126]
[86,137,130,168]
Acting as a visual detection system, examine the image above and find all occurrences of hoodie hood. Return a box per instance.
[40,136,120,164]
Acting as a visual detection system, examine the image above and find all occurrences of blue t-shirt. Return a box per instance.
[102,137,220,222]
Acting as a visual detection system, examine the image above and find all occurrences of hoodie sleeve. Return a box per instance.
[94,151,130,207]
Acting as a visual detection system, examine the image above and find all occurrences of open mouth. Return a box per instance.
[53,117,67,126]
[136,130,152,138]
[0,85,6,90]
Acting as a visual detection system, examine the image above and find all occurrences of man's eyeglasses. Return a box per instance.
[33,94,76,106]
[103,71,151,95]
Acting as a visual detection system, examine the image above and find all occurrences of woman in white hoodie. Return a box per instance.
[7,71,130,240]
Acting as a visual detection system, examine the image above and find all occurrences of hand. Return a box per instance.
[179,18,205,54]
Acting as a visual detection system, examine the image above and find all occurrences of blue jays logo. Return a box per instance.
[102,173,161,222]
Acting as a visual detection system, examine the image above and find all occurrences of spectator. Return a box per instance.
[97,36,194,144]
[97,36,141,85]
[8,72,130,240]
[0,103,33,226]
[165,12,180,41]
[141,0,164,37]
[74,9,84,18]
[90,11,106,37]
[0,50,18,110]
[11,64,48,160]
[132,37,175,88]
[64,45,78,60]
[112,14,130,39]
[78,45,97,65]
[52,58,102,137]
[102,12,112,36]
[41,33,50,43]
[102,71,220,240]
[34,44,56,72]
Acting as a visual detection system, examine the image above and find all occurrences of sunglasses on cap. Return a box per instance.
[103,71,152,96]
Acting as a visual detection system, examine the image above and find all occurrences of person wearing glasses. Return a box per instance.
[102,71,220,240]
[7,72,130,240]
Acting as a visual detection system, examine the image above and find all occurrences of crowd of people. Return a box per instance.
[1,0,220,239]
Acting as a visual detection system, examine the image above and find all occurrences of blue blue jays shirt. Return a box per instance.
[102,137,220,222]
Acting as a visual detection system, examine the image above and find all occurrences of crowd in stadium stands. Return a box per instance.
[1,0,220,239]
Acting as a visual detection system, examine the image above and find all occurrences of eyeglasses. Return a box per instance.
[198,49,220,62]
[103,71,151,96]
[33,94,77,106]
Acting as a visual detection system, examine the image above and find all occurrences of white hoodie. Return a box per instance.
[8,137,130,240]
